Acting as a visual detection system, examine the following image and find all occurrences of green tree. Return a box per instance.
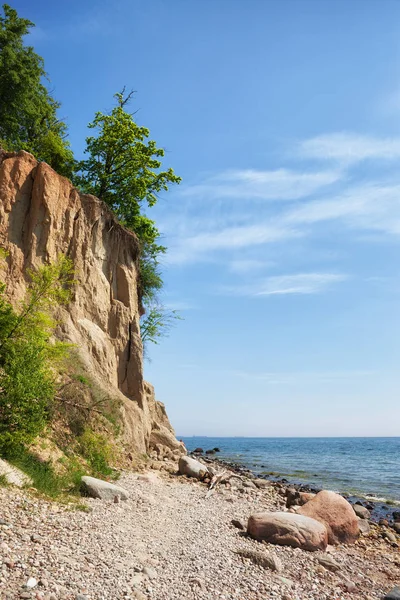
[0,255,74,454]
[0,4,74,177]
[77,90,181,347]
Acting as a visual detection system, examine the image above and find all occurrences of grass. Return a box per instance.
[0,473,10,487]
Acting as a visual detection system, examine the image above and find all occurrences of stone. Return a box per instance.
[243,480,257,489]
[343,580,356,592]
[178,456,209,480]
[143,566,157,579]
[247,511,328,552]
[26,577,38,589]
[299,492,316,505]
[0,458,32,487]
[298,490,359,544]
[75,596,88,600]
[383,531,397,544]
[383,587,400,600]
[393,511,400,521]
[254,479,272,489]
[316,554,341,572]
[81,476,129,501]
[205,449,216,454]
[31,534,44,543]
[393,523,400,534]
[358,518,371,536]
[236,549,282,572]
[353,504,370,519]
[193,448,204,453]
[231,519,246,530]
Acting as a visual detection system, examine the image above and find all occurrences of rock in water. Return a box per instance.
[81,476,129,500]
[298,490,359,544]
[383,587,400,600]
[247,511,328,552]
[178,456,209,480]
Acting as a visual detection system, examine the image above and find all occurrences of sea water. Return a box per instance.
[180,437,400,504]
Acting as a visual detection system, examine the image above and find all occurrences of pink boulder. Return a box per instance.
[298,490,359,545]
[247,511,328,552]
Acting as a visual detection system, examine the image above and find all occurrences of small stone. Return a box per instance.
[316,554,341,572]
[353,504,370,519]
[231,518,245,530]
[26,577,38,589]
[114,495,120,504]
[31,534,44,543]
[143,566,157,579]
[20,594,31,599]
[383,586,400,600]
[343,580,356,592]
[393,523,400,534]
[75,595,88,600]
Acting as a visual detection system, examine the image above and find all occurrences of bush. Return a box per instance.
[0,254,74,454]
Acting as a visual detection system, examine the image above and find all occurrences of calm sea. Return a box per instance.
[180,437,400,504]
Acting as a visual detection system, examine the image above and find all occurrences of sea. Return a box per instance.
[180,437,400,506]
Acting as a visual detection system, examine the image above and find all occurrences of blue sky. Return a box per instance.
[13,0,400,436]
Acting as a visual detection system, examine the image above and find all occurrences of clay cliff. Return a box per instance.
[0,149,183,459]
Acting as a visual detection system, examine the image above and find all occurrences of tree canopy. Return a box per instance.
[0,4,74,177]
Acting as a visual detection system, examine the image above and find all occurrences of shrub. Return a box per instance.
[0,254,74,454]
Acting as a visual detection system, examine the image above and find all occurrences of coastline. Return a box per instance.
[196,452,400,524]
[1,458,400,600]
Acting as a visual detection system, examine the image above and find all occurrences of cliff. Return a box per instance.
[0,150,183,459]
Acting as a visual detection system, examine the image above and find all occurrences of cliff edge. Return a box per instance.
[0,150,183,460]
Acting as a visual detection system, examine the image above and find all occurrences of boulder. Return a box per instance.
[81,476,129,500]
[358,518,371,536]
[298,490,359,544]
[178,456,209,480]
[205,449,216,455]
[0,458,32,487]
[247,511,328,552]
[193,448,204,454]
[353,504,370,519]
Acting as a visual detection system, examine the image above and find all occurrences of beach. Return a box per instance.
[1,458,399,600]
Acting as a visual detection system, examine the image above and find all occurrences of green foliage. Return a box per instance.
[78,429,115,478]
[0,4,74,177]
[0,255,74,453]
[76,90,182,349]
[141,305,182,355]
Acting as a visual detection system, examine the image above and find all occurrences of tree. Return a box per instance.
[0,254,74,454]
[0,4,74,177]
[77,90,181,347]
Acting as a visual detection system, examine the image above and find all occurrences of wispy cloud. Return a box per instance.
[182,168,342,201]
[299,132,400,165]
[225,273,348,297]
[228,259,273,274]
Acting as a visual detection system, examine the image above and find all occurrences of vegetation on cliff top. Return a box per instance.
[0,3,181,351]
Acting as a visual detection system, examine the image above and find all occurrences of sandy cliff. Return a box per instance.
[0,149,182,458]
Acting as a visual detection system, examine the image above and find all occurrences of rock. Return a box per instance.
[298,490,359,544]
[143,566,157,579]
[254,479,272,489]
[247,511,328,552]
[190,578,206,590]
[353,504,370,519]
[243,479,257,489]
[343,580,356,592]
[0,458,33,487]
[193,448,204,454]
[393,523,400,534]
[213,447,221,452]
[137,472,160,484]
[358,518,371,536]
[380,519,389,527]
[26,578,38,589]
[273,576,295,588]
[31,534,44,543]
[75,596,88,600]
[383,587,400,600]
[393,511,400,521]
[205,449,216,454]
[299,492,316,505]
[316,554,341,572]
[178,456,209,480]
[383,531,397,544]
[231,519,246,530]
[81,476,129,500]
[236,549,282,572]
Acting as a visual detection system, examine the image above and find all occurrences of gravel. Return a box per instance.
[0,465,399,599]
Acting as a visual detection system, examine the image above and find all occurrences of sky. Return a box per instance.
[12,0,400,437]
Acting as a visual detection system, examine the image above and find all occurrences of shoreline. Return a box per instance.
[196,452,400,524]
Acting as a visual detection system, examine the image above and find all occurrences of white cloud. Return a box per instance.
[228,259,272,274]
[225,273,348,297]
[299,132,400,165]
[181,168,341,201]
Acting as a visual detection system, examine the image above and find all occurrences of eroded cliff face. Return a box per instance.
[0,150,183,458]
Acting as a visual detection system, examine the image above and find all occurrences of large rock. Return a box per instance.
[178,456,209,480]
[247,511,328,552]
[0,458,32,487]
[81,476,129,500]
[0,150,183,458]
[383,587,400,600]
[353,504,370,519]
[298,490,359,544]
